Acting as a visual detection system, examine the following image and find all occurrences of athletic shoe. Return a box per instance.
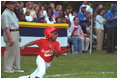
[35,76,40,78]
[13,69,24,72]
[4,70,14,73]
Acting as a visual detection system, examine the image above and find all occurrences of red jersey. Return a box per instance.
[34,38,60,63]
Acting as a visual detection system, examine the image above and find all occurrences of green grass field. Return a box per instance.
[1,50,117,78]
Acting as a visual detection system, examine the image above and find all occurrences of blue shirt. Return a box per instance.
[77,12,87,27]
[105,10,114,28]
[113,11,117,27]
[54,11,59,17]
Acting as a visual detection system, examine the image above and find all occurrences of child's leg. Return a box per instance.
[36,55,46,78]
[30,55,46,78]
[46,62,51,69]
[30,67,39,78]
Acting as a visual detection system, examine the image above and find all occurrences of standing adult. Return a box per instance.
[95,9,106,50]
[105,4,116,53]
[112,4,117,51]
[77,6,88,34]
[1,1,24,73]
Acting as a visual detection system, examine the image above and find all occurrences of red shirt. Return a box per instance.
[34,38,60,63]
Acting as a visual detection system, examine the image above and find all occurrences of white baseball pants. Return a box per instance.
[30,55,51,78]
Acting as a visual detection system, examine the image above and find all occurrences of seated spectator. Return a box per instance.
[25,10,33,22]
[67,28,83,54]
[68,17,83,54]
[70,16,90,52]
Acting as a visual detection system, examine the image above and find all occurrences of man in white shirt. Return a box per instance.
[1,1,24,73]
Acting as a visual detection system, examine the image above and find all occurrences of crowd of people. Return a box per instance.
[1,1,117,54]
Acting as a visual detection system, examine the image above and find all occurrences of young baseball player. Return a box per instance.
[21,26,60,78]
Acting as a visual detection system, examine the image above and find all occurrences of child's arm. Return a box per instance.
[21,41,35,50]
[49,45,60,57]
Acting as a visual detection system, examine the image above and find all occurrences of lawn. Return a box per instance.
[1,50,117,78]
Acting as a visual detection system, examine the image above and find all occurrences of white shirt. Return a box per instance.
[68,24,84,37]
[43,10,48,18]
[25,16,33,22]
[1,9,19,30]
[45,17,56,24]
[95,15,105,30]
[86,5,93,15]
[69,13,75,26]
[67,28,72,37]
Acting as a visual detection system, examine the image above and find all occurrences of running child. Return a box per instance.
[21,26,61,78]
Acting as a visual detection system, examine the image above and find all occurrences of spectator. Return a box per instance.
[36,10,44,22]
[95,9,106,50]
[68,17,83,54]
[34,5,40,14]
[70,10,77,26]
[54,4,63,18]
[25,10,33,22]
[68,5,74,26]
[77,6,89,34]
[45,9,56,24]
[14,1,25,21]
[98,4,104,10]
[40,6,48,19]
[86,2,93,15]
[49,3,56,13]
[65,7,70,21]
[105,4,116,53]
[26,2,37,20]
[69,16,90,52]
[1,1,24,73]
[59,10,65,18]
[23,2,27,13]
[113,4,117,49]
[79,1,88,12]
